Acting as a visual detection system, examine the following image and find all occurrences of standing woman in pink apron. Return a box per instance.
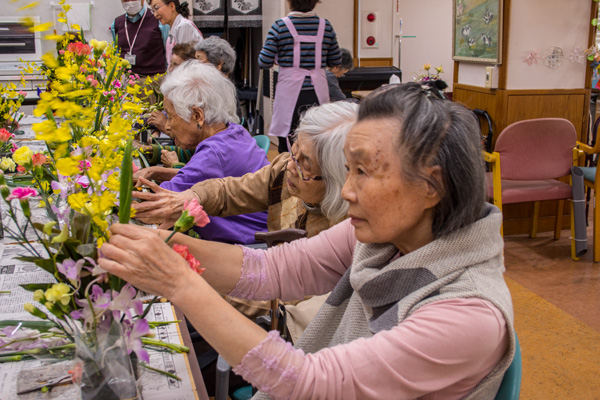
[259,0,342,153]
[149,0,203,68]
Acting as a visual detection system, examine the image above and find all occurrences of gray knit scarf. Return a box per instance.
[254,204,515,400]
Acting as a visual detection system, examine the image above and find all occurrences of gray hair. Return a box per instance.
[160,60,239,125]
[194,36,237,77]
[358,82,486,238]
[293,102,358,222]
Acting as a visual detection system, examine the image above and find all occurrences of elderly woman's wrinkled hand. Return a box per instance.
[161,150,179,168]
[148,110,167,133]
[132,177,198,225]
[99,224,193,300]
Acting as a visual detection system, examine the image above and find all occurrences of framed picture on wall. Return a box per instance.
[453,0,503,64]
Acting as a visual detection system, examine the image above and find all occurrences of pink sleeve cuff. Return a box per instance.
[228,246,274,300]
[232,330,305,400]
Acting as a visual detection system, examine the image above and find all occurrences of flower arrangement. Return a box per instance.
[0,1,200,397]
[0,83,26,133]
[413,63,445,82]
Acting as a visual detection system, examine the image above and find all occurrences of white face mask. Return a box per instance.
[122,1,143,16]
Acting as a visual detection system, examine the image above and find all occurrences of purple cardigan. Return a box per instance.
[161,123,269,244]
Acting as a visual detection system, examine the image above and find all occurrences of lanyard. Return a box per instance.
[124,8,147,55]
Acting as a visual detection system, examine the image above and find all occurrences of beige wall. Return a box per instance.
[3,0,123,56]
[505,0,590,90]
[398,0,454,89]
[457,0,592,90]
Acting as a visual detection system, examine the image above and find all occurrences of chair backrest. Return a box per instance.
[494,118,576,180]
[253,135,270,154]
[494,332,522,400]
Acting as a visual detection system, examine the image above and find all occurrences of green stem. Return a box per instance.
[141,337,189,353]
[140,362,181,381]
[148,320,180,328]
[139,296,159,320]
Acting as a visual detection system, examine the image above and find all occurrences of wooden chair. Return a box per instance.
[483,118,580,260]
[575,116,600,262]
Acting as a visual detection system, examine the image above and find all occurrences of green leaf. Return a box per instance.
[0,320,55,332]
[16,256,56,275]
[19,283,53,292]
[119,138,133,224]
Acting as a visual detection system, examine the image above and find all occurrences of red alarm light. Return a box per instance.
[366,36,376,46]
[367,13,376,22]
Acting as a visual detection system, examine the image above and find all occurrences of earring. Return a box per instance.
[197,123,202,130]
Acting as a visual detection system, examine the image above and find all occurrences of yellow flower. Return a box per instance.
[55,157,80,176]
[90,39,108,52]
[0,158,16,172]
[33,289,45,302]
[435,66,444,74]
[13,146,33,165]
[423,63,431,71]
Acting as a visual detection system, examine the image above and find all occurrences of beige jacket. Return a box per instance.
[190,152,335,238]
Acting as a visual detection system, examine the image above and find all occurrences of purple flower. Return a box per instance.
[110,284,143,321]
[71,285,112,327]
[123,318,150,363]
[57,259,85,282]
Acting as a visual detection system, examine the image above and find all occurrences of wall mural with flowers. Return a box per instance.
[0,1,211,398]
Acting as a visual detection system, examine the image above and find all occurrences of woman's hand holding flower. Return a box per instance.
[98,224,196,302]
[132,177,199,226]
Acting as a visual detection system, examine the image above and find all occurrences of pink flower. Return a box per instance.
[79,159,91,171]
[11,143,18,153]
[6,187,38,200]
[174,199,210,232]
[112,80,122,88]
[16,165,25,173]
[173,244,205,275]
[76,175,90,188]
[0,128,12,142]
[31,153,47,166]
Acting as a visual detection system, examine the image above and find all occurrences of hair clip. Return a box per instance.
[420,85,435,98]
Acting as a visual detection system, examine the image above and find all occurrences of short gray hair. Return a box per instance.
[292,102,358,222]
[160,60,239,125]
[194,36,237,77]
[358,82,486,238]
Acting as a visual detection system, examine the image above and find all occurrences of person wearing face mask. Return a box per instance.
[111,0,169,77]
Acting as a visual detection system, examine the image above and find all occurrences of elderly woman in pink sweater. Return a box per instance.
[100,82,515,399]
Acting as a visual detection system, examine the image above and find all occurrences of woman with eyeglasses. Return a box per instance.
[101,82,514,399]
[148,0,202,67]
[133,101,357,241]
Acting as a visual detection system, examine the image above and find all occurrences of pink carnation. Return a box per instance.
[67,42,91,57]
[173,244,205,275]
[0,128,12,143]
[31,153,47,167]
[7,187,38,200]
[184,199,210,227]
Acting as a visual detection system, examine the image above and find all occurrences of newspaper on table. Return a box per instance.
[0,251,200,399]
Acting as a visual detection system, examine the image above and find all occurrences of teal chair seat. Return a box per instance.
[253,135,270,154]
[494,332,522,400]
[579,166,596,183]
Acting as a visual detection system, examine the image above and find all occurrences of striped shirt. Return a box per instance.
[259,14,341,89]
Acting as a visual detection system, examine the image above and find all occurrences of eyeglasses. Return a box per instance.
[149,3,166,14]
[286,136,323,181]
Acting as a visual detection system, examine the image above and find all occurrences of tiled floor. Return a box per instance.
[503,225,600,399]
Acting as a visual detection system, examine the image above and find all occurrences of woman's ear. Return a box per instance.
[191,106,205,127]
[424,166,443,208]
